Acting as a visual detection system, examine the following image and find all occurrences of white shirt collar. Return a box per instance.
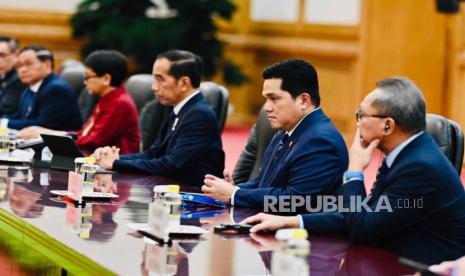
[287,107,320,137]
[30,80,43,93]
[385,131,423,168]
[173,91,200,115]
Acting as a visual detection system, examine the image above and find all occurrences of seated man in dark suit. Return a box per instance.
[202,59,349,209]
[0,36,27,116]
[17,50,141,154]
[94,50,225,186]
[244,77,465,264]
[7,45,82,130]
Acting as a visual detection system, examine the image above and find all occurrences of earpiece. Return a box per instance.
[384,125,390,131]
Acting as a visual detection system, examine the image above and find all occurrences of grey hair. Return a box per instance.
[0,36,19,52]
[373,77,426,133]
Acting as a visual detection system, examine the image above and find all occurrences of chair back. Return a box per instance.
[60,66,86,97]
[139,99,172,151]
[232,106,276,182]
[426,113,464,174]
[78,88,99,122]
[125,74,155,112]
[199,82,229,132]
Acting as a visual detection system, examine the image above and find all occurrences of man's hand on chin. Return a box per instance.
[202,174,236,204]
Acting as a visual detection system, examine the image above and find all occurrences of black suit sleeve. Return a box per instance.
[234,136,346,209]
[342,162,439,244]
[0,81,24,116]
[8,84,82,130]
[112,112,216,176]
[302,212,347,235]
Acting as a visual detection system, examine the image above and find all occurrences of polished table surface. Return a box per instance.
[0,166,414,275]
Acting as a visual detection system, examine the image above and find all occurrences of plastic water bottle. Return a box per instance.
[0,167,7,201]
[41,146,53,161]
[163,185,182,231]
[79,157,97,195]
[0,128,9,155]
[148,184,181,242]
[272,228,310,276]
[153,185,174,203]
[79,203,93,239]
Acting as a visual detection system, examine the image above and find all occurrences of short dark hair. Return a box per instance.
[20,45,54,69]
[0,36,19,52]
[157,50,203,88]
[374,77,426,133]
[84,50,128,87]
[262,59,320,106]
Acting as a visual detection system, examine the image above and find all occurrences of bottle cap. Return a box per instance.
[275,228,308,241]
[74,157,86,163]
[167,185,180,193]
[84,157,96,164]
[80,230,90,239]
[153,185,170,193]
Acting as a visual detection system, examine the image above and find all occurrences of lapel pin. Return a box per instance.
[171,117,179,131]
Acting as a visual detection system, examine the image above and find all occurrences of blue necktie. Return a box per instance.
[21,89,35,118]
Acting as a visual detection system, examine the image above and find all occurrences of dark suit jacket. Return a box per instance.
[0,68,27,116]
[234,108,349,209]
[113,93,225,187]
[8,73,82,130]
[302,132,465,264]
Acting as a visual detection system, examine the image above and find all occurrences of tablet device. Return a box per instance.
[40,134,115,174]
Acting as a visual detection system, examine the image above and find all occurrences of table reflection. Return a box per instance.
[140,239,197,276]
[0,166,414,275]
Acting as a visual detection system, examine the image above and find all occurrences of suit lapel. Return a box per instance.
[369,132,429,199]
[259,133,285,186]
[29,74,55,117]
[262,140,295,186]
[156,93,205,154]
[259,108,326,187]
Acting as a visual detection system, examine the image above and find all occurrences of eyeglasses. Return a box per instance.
[355,110,389,122]
[84,75,100,81]
[16,61,42,70]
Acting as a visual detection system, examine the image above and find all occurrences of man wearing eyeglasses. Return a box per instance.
[243,77,465,264]
[0,36,26,116]
[7,45,82,131]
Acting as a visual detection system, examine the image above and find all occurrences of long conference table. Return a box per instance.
[0,165,414,275]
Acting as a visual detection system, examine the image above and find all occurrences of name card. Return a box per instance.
[68,171,81,201]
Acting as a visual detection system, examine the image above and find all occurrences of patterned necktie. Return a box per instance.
[260,134,290,186]
[369,158,389,196]
[276,134,289,156]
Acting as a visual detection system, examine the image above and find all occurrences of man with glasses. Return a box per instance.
[18,50,140,154]
[0,36,26,116]
[7,45,82,130]
[243,77,465,264]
